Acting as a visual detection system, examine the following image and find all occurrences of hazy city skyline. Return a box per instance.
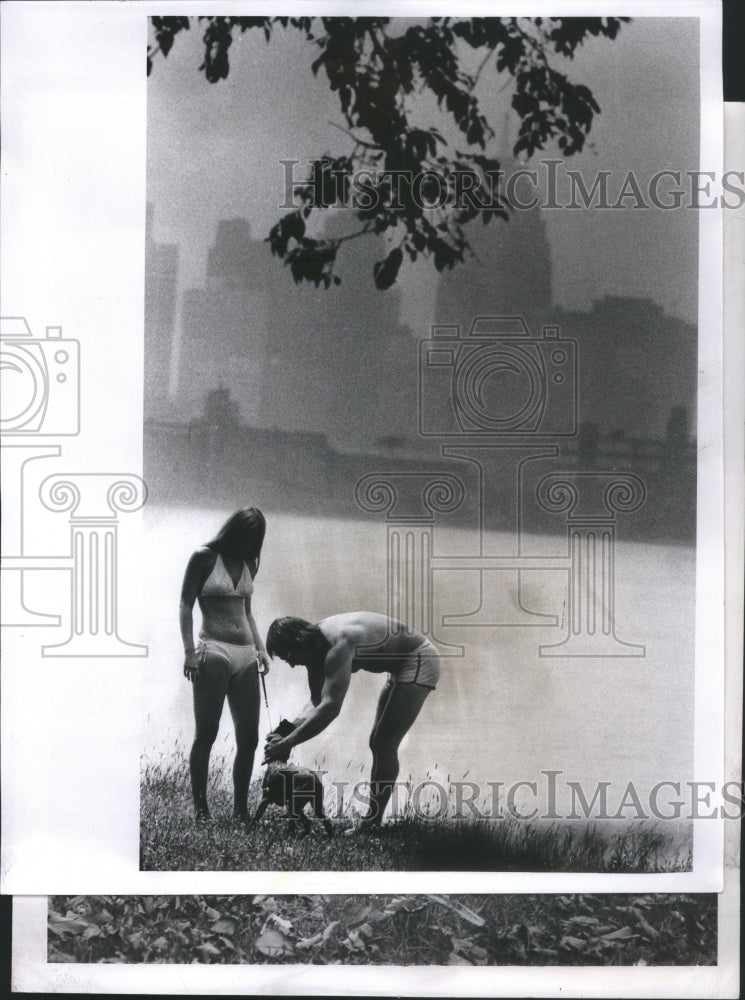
[147,201,696,449]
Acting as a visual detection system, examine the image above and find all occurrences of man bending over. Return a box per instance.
[264,612,440,828]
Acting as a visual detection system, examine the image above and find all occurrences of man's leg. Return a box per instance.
[226,662,261,818]
[190,651,230,818]
[366,682,432,826]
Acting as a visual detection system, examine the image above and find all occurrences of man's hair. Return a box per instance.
[266,617,326,660]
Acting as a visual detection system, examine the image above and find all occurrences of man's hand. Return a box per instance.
[263,733,290,764]
[184,651,199,683]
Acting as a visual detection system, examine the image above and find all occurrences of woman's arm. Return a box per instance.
[245,595,271,674]
[180,549,211,682]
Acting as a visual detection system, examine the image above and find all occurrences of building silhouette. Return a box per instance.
[177,219,270,427]
[174,212,421,454]
[144,204,179,419]
[434,204,696,444]
[146,199,697,542]
[435,195,553,328]
[552,297,697,441]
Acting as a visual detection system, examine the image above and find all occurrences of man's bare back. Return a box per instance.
[318,611,427,674]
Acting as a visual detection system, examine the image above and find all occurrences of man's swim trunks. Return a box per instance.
[388,639,441,689]
[196,638,258,676]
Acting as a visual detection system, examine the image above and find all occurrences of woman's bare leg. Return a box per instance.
[190,653,230,818]
[227,663,261,817]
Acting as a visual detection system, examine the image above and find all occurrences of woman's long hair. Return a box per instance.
[207,506,266,568]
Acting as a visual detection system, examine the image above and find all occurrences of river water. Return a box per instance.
[141,504,695,821]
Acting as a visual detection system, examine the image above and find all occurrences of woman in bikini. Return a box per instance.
[180,506,271,820]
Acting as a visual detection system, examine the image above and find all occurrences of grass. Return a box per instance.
[140,745,692,873]
[48,892,717,966]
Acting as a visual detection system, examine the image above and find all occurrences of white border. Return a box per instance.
[0,0,729,895]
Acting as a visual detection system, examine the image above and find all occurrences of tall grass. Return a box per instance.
[140,744,692,873]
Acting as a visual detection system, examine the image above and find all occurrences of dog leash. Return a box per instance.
[260,667,274,730]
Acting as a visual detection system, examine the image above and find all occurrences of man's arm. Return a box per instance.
[265,639,352,758]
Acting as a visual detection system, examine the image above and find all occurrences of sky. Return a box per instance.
[146,16,701,331]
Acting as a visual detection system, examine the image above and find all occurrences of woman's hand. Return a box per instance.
[257,650,271,675]
[184,651,199,683]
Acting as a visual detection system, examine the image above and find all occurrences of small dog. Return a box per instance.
[255,719,334,837]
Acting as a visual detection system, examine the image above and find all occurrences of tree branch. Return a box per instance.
[328,121,383,151]
[471,48,493,90]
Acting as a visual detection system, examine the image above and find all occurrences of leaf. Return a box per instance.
[267,913,293,934]
[203,906,221,921]
[48,915,89,937]
[296,932,324,950]
[635,917,659,941]
[567,915,601,928]
[211,917,237,935]
[48,947,75,963]
[127,931,145,952]
[197,941,223,958]
[373,246,403,290]
[428,894,485,927]
[321,920,340,943]
[601,926,636,941]
[255,928,294,958]
[447,952,472,965]
[342,929,367,952]
[559,935,586,950]
[339,901,372,926]
[383,897,426,916]
[450,936,488,964]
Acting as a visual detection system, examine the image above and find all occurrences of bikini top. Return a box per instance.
[199,552,254,599]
